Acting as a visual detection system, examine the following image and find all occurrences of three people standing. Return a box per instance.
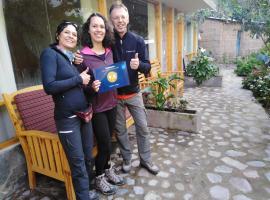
[41,1,160,199]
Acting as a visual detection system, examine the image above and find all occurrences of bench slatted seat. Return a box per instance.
[3,85,134,200]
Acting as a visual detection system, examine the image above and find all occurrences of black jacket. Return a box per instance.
[112,31,151,94]
[40,44,88,119]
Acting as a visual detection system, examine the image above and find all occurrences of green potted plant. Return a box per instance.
[185,48,221,87]
[142,73,201,133]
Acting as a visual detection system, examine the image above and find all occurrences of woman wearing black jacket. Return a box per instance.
[40,21,98,200]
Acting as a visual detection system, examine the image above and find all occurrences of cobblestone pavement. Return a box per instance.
[7,67,270,200]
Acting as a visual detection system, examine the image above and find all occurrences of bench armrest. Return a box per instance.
[18,130,59,140]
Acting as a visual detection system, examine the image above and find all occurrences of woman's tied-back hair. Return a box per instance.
[81,13,114,48]
[109,1,128,15]
[55,20,78,44]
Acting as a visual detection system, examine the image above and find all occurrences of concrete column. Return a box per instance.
[0,0,17,142]
[0,1,17,94]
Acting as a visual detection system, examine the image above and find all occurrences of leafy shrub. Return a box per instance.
[186,48,219,85]
[234,53,262,76]
[243,70,270,108]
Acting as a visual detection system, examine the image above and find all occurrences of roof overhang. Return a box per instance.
[161,0,217,13]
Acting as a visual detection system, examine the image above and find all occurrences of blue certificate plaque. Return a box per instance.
[92,61,130,93]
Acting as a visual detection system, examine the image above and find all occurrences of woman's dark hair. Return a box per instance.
[81,13,114,48]
[55,20,79,44]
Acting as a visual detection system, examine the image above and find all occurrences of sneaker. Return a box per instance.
[89,190,99,200]
[105,167,125,186]
[122,160,131,173]
[140,162,160,175]
[95,174,117,195]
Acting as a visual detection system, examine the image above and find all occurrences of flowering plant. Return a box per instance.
[243,70,270,108]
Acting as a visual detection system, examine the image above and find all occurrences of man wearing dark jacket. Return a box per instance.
[109,2,159,175]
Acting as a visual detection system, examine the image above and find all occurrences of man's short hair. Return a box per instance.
[109,1,129,14]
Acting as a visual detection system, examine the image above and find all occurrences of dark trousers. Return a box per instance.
[92,107,116,176]
[56,117,94,200]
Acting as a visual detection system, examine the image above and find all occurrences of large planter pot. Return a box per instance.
[146,107,201,133]
[184,75,222,88]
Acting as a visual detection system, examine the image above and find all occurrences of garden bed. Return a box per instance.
[146,106,201,133]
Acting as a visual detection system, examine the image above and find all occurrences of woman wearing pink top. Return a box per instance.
[79,13,125,195]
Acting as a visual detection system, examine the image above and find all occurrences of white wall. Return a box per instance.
[80,0,98,21]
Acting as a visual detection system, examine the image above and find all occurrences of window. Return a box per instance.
[184,22,193,54]
[3,0,98,89]
[161,5,167,71]
[147,3,156,60]
[173,11,178,71]
[107,0,157,61]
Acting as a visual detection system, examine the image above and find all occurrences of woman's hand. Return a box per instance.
[92,80,101,92]
[74,50,83,65]
[80,68,90,85]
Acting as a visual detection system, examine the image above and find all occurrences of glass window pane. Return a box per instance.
[119,0,157,61]
[3,0,97,89]
[107,0,157,61]
[147,3,156,61]
[161,4,167,71]
[173,11,178,71]
[185,22,193,54]
[123,0,148,38]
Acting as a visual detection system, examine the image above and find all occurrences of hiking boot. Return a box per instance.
[122,160,131,173]
[89,190,99,200]
[105,167,125,186]
[140,162,160,175]
[95,174,117,195]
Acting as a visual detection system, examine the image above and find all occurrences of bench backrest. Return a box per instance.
[138,59,161,84]
[3,85,57,135]
[150,59,162,77]
[15,89,57,133]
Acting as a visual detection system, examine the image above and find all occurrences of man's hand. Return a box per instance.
[74,50,83,65]
[92,80,101,92]
[130,53,139,70]
[80,68,90,85]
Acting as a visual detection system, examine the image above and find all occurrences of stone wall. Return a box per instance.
[240,31,264,56]
[0,143,27,199]
[199,18,264,63]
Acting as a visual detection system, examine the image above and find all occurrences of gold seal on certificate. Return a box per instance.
[107,71,117,83]
[92,61,130,93]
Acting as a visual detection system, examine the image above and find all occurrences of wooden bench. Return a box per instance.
[139,59,184,97]
[2,85,133,200]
